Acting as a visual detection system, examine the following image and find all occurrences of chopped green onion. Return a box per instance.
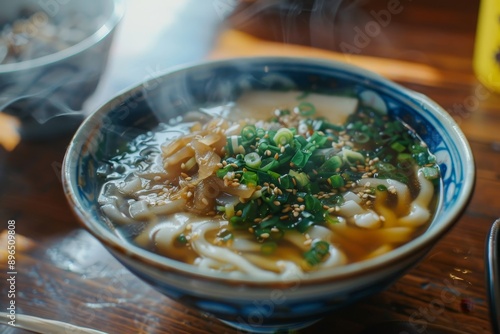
[325,214,341,224]
[328,174,345,189]
[241,125,257,142]
[244,152,262,168]
[226,135,245,155]
[289,170,310,188]
[421,166,439,180]
[230,216,246,229]
[342,148,365,165]
[353,132,370,143]
[291,149,313,168]
[241,171,259,187]
[304,194,323,213]
[377,184,387,192]
[273,128,294,146]
[217,229,233,242]
[391,142,406,153]
[260,242,278,255]
[296,102,316,116]
[304,241,330,266]
[216,165,233,178]
[319,155,343,172]
[397,153,412,162]
[376,162,396,172]
[176,234,188,244]
[225,203,235,218]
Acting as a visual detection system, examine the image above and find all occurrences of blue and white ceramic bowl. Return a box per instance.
[62,57,475,333]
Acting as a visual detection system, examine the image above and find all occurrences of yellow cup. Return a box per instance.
[474,0,500,92]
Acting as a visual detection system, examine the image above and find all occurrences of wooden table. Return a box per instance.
[1,0,498,333]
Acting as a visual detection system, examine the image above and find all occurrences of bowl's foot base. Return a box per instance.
[219,318,321,333]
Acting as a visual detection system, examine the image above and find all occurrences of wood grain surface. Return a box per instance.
[1,0,498,333]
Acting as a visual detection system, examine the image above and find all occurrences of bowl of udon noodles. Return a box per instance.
[0,0,124,139]
[62,57,474,333]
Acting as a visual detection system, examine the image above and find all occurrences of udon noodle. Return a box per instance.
[98,91,440,278]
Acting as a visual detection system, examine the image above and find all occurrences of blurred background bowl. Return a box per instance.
[62,57,475,333]
[0,0,124,139]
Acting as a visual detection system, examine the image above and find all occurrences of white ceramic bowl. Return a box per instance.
[62,57,475,333]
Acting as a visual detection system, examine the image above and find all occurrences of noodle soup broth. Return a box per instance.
[97,90,441,279]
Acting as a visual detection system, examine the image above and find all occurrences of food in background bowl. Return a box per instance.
[98,90,441,278]
[0,0,124,139]
[0,8,103,64]
[62,57,474,333]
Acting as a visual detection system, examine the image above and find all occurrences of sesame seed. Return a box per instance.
[187,191,193,198]
[380,216,386,222]
[273,200,281,206]
[282,207,292,213]
[265,150,272,156]
[297,197,304,203]
[271,227,280,232]
[254,218,262,223]
[185,177,192,181]
[231,163,238,168]
[217,163,223,168]
[202,198,209,205]
[300,205,306,211]
[303,239,312,246]
[280,146,285,153]
[260,233,270,239]
[181,172,189,178]
[236,210,243,216]
[274,153,279,160]
[280,215,289,220]
[328,207,335,213]
[293,211,299,217]
[181,163,186,170]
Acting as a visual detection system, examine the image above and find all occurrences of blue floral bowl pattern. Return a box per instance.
[62,57,475,333]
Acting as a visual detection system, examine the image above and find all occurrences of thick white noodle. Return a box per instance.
[357,178,411,213]
[119,176,142,195]
[343,191,362,204]
[101,204,135,225]
[398,169,434,227]
[230,238,262,252]
[152,214,192,253]
[318,245,347,269]
[191,222,278,278]
[340,200,381,229]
